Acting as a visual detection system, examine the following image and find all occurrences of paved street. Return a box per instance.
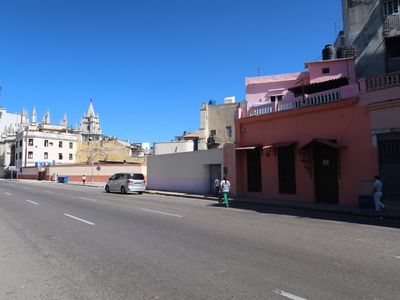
[1,180,399,299]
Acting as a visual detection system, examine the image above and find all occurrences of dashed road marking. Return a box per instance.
[43,190,54,194]
[64,213,95,225]
[140,208,183,218]
[396,256,400,259]
[4,192,11,195]
[78,197,97,202]
[26,200,39,205]
[273,289,307,300]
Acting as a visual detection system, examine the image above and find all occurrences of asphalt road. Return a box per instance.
[0,180,399,300]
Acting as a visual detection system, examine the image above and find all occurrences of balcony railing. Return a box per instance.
[248,90,342,118]
[384,14,400,37]
[365,71,400,92]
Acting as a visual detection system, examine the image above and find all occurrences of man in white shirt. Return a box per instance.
[373,175,385,212]
[220,176,231,207]
[213,178,222,203]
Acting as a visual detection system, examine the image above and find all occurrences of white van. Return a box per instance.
[105,173,146,194]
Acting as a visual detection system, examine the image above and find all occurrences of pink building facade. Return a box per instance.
[358,71,400,200]
[231,58,377,206]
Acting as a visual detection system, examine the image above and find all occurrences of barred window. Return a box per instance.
[383,1,399,16]
[379,139,400,164]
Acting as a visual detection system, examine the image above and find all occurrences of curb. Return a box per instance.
[145,190,400,220]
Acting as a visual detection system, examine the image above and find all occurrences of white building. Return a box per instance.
[15,110,78,170]
[0,107,21,176]
[0,106,20,133]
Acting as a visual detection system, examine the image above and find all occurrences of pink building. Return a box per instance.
[230,58,377,206]
[358,71,400,200]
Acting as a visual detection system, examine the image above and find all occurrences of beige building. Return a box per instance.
[76,139,146,165]
[199,97,246,150]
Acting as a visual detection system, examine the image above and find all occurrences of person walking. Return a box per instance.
[220,176,231,207]
[82,174,86,186]
[373,175,386,212]
[213,177,222,203]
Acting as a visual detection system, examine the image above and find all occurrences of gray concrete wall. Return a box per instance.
[342,0,386,77]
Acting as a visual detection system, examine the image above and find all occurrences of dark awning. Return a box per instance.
[288,77,349,96]
[263,142,297,149]
[298,138,344,151]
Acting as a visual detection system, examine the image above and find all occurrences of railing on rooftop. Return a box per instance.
[365,71,400,92]
[248,90,341,118]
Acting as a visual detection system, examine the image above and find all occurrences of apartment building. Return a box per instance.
[15,110,78,171]
[229,57,376,206]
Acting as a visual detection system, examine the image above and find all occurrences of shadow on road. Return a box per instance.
[207,201,400,229]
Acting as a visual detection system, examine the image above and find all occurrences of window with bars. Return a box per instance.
[383,0,399,16]
[379,139,400,164]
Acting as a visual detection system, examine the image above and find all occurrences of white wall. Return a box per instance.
[147,148,223,194]
[0,108,20,134]
[153,140,194,155]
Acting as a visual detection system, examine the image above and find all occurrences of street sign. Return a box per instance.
[96,165,101,171]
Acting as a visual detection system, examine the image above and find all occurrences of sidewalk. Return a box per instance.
[144,189,400,220]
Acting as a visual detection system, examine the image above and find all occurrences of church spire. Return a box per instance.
[32,107,37,124]
[87,98,95,117]
[61,113,68,127]
[43,109,51,124]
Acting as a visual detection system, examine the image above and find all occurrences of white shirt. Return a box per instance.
[374,179,383,193]
[214,179,220,188]
[220,180,231,193]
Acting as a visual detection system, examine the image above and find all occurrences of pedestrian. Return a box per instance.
[373,175,386,212]
[214,177,222,203]
[82,174,86,186]
[220,176,231,207]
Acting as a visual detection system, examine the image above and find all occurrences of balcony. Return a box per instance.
[246,90,342,118]
[384,14,400,37]
[365,71,400,92]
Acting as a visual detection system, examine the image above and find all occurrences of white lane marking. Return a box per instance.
[4,192,11,195]
[140,208,183,218]
[273,289,307,300]
[64,213,95,226]
[396,256,400,259]
[43,190,54,194]
[78,197,97,202]
[26,200,39,205]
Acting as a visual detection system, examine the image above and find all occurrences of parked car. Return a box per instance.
[105,173,146,194]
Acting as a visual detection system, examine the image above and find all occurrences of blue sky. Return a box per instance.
[0,0,342,144]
